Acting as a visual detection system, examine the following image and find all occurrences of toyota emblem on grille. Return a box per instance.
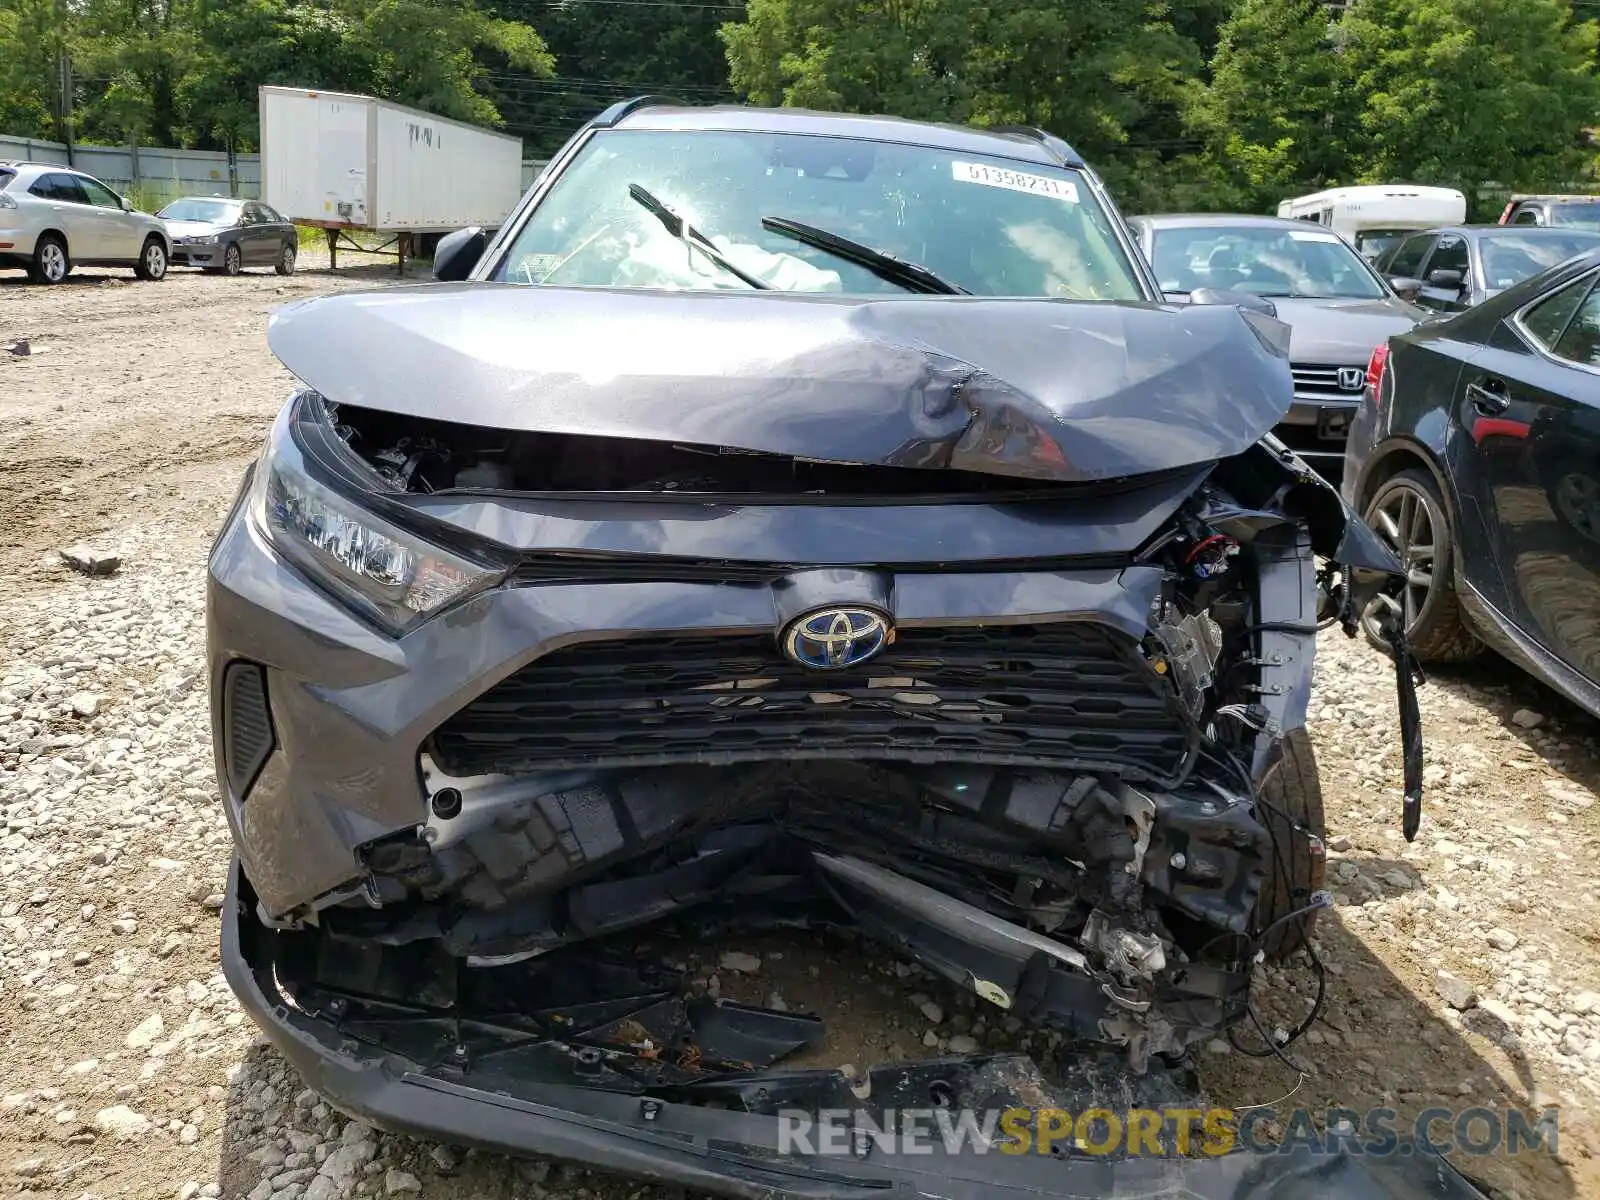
[1338,366,1366,392]
[782,607,892,670]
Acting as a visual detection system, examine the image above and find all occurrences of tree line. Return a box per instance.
[2,0,1596,215]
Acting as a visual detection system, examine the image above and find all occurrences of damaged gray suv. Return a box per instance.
[210,102,1467,1198]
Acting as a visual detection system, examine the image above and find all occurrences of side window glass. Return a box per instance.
[53,175,89,204]
[1429,236,1468,277]
[79,177,122,208]
[258,204,284,224]
[1514,209,1541,226]
[1521,275,1594,351]
[1387,234,1433,278]
[240,205,259,225]
[28,175,58,200]
[1553,283,1600,367]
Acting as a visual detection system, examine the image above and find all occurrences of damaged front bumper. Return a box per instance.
[222,858,1486,1199]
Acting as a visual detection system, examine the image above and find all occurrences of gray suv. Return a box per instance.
[0,161,171,284]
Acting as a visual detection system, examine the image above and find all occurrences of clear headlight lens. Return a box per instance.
[249,400,501,633]
[194,234,219,244]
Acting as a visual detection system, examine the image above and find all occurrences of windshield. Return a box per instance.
[1353,229,1411,262]
[493,129,1146,300]
[1480,232,1600,290]
[158,198,240,223]
[1544,203,1600,230]
[1149,224,1387,299]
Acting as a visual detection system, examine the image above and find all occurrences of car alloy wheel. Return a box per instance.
[40,242,67,282]
[224,244,242,276]
[1363,476,1440,642]
[276,245,296,276]
[1364,480,1445,651]
[137,239,167,281]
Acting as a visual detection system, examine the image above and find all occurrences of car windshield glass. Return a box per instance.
[158,198,240,223]
[1480,233,1600,290]
[1149,224,1386,298]
[1353,229,1410,261]
[1545,203,1600,230]
[494,129,1145,299]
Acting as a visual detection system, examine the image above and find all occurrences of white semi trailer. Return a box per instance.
[258,85,524,271]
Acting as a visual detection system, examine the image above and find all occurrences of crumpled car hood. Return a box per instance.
[268,283,1294,483]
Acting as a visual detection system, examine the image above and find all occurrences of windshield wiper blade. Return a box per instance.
[626,183,770,290]
[760,216,969,295]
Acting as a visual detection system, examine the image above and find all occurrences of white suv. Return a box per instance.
[0,161,171,284]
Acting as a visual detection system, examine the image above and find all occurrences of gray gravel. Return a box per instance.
[3,267,1599,1200]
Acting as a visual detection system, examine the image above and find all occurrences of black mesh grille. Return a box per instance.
[223,661,275,799]
[429,624,1193,784]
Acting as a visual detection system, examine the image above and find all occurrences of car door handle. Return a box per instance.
[1466,377,1510,415]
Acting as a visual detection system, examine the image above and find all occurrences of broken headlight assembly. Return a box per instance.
[248,395,503,634]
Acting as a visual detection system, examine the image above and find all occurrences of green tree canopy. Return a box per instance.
[1186,0,1358,211]
[1340,0,1600,200]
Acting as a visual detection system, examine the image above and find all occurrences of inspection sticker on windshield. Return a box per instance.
[952,161,1079,202]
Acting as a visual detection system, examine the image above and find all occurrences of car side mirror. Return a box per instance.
[433,227,485,282]
[1425,268,1464,290]
[1187,287,1277,319]
[1388,276,1423,300]
[120,196,134,212]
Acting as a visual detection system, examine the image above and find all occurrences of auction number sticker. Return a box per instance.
[952,161,1079,203]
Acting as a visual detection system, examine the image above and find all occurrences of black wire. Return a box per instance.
[1237,618,1339,636]
[1190,739,1329,1064]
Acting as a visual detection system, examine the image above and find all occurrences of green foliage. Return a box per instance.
[2,0,549,152]
[483,0,741,157]
[1187,0,1357,210]
[0,0,58,135]
[1340,0,1600,200]
[722,0,1204,176]
[5,0,1600,216]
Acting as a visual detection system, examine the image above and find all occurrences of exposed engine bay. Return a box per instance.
[246,398,1423,1080]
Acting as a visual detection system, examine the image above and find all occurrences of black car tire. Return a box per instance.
[275,244,296,276]
[134,236,167,281]
[29,234,70,284]
[1361,468,1482,662]
[1253,727,1326,962]
[223,243,243,276]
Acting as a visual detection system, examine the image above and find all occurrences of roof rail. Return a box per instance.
[592,95,688,128]
[986,124,1083,167]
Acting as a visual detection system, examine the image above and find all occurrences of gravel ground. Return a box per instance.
[3,257,1600,1200]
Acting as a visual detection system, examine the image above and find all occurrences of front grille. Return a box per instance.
[429,624,1193,784]
[1291,362,1365,399]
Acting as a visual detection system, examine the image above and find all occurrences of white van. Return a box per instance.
[1276,185,1467,263]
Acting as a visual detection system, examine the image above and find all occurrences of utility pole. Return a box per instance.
[57,51,75,166]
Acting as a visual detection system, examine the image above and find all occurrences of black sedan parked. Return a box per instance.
[1344,246,1600,716]
[157,196,298,275]
[1375,224,1600,315]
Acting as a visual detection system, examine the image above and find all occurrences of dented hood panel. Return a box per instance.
[268,283,1294,482]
